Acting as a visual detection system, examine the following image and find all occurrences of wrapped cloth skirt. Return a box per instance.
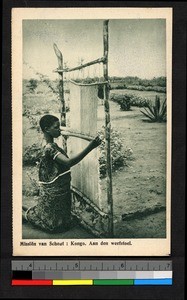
[25,174,72,233]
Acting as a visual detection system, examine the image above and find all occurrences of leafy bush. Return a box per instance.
[114,84,127,89]
[22,107,41,131]
[110,94,131,111]
[126,85,166,93]
[110,93,151,108]
[144,86,166,93]
[98,128,133,178]
[23,143,42,166]
[130,96,151,108]
[140,95,167,122]
[119,96,131,111]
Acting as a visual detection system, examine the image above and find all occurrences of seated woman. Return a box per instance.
[22,114,101,233]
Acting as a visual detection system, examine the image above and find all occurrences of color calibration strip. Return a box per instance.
[12,271,172,285]
[12,279,172,286]
[12,260,172,285]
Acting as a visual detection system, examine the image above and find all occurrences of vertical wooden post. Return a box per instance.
[53,43,66,126]
[103,20,113,237]
[53,43,67,151]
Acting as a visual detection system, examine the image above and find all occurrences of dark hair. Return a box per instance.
[39,115,59,132]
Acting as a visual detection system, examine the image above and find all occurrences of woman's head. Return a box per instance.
[39,115,61,138]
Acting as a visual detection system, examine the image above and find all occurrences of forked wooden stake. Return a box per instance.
[53,43,67,151]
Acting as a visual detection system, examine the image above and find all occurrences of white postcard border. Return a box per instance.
[12,7,172,256]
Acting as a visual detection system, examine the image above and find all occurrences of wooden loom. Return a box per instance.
[53,20,113,237]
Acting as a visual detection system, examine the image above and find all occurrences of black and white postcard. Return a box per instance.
[12,7,172,256]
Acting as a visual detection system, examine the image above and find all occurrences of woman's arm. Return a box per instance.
[55,136,101,168]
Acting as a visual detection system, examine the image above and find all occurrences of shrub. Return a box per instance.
[23,143,42,166]
[98,128,133,178]
[140,95,167,122]
[114,84,127,90]
[110,93,151,109]
[22,107,41,132]
[125,85,144,91]
[119,96,131,110]
[130,96,151,108]
[110,94,131,111]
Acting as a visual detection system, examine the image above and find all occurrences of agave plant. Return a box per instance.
[140,95,167,122]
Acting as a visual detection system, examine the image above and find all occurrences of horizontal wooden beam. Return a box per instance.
[53,56,106,73]
[69,79,108,86]
[122,204,166,221]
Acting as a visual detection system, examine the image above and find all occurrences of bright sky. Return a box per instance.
[23,19,166,80]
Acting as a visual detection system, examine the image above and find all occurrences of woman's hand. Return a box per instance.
[90,135,102,149]
[56,135,102,167]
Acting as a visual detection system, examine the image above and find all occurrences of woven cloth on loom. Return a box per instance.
[67,82,101,207]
